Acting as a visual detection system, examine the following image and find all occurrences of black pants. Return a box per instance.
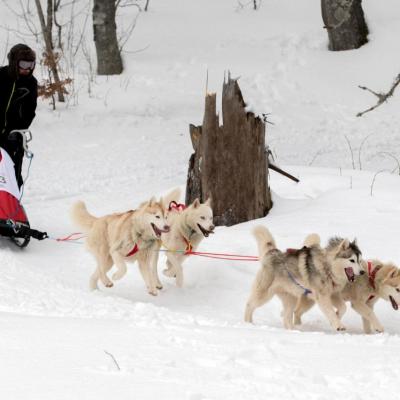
[0,132,24,189]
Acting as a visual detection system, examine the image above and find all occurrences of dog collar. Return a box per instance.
[126,243,139,257]
[367,261,380,290]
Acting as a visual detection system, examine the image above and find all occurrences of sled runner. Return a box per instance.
[0,130,47,248]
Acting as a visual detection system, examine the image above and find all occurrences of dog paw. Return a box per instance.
[163,268,176,278]
[156,284,163,290]
[294,316,302,325]
[148,289,158,296]
[175,277,183,288]
[336,325,346,331]
[372,324,384,333]
[105,281,114,288]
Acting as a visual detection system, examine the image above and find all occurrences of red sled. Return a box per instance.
[0,140,47,248]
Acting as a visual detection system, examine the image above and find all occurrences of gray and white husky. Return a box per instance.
[244,226,364,331]
[294,258,400,333]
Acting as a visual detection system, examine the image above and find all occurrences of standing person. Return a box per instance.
[0,44,37,188]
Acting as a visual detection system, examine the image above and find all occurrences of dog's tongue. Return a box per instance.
[389,295,399,310]
[345,267,355,282]
[198,224,213,237]
[152,224,162,237]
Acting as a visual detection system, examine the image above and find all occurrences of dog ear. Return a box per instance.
[374,262,383,270]
[204,197,212,208]
[382,266,399,282]
[148,196,157,207]
[138,199,149,208]
[339,239,350,250]
[191,198,200,208]
[390,268,399,279]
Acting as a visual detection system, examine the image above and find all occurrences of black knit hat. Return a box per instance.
[7,43,36,79]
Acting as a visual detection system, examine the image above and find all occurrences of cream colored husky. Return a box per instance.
[71,189,180,295]
[294,258,400,333]
[244,226,364,331]
[162,198,214,287]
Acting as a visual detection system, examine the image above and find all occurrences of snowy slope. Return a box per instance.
[1,1,400,399]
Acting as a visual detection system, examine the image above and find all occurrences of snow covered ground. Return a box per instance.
[1,0,400,398]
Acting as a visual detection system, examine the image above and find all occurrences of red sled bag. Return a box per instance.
[0,147,30,247]
[0,131,48,248]
[0,148,28,223]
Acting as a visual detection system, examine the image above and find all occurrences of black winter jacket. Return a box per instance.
[0,65,37,139]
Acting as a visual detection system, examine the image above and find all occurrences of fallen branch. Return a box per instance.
[357,73,400,117]
[269,163,299,183]
[104,350,121,371]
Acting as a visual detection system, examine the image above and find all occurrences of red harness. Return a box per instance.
[168,201,186,212]
[126,243,139,257]
[366,260,381,303]
[367,260,379,290]
[182,236,193,255]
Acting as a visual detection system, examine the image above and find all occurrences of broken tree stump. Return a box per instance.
[186,75,273,226]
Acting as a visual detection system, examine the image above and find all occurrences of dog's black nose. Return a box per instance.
[360,270,365,275]
[210,225,215,232]
[163,225,170,233]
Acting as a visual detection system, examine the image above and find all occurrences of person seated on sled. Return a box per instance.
[0,44,37,189]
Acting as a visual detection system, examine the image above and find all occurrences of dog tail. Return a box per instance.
[71,201,97,231]
[303,233,321,247]
[162,187,182,209]
[253,225,276,258]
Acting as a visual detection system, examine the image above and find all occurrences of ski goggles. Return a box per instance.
[18,60,36,70]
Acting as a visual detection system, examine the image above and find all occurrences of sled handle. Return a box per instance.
[9,129,33,157]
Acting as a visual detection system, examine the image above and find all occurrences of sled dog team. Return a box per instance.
[71,188,400,334]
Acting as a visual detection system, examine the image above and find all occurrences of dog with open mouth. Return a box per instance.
[71,188,180,296]
[162,198,214,287]
[244,228,364,331]
[295,259,400,333]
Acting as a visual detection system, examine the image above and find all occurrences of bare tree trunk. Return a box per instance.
[34,0,65,102]
[321,0,368,51]
[93,0,123,75]
[53,0,63,50]
[186,76,272,227]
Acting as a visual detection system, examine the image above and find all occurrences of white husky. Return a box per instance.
[162,198,214,287]
[71,189,180,295]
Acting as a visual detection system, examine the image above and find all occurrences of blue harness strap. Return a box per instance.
[286,268,312,296]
